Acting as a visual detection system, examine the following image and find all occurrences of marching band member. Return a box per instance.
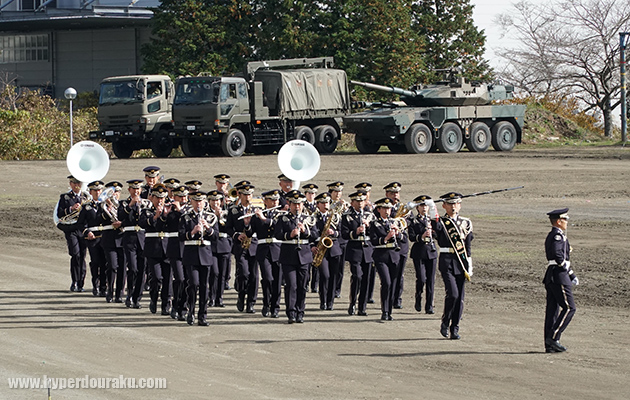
[226,183,259,313]
[252,190,283,318]
[57,175,89,292]
[277,174,293,210]
[76,180,107,297]
[166,185,189,320]
[432,192,474,340]
[274,190,318,323]
[340,190,373,316]
[327,181,348,299]
[408,195,438,314]
[179,190,218,326]
[355,182,375,304]
[118,179,148,309]
[370,197,404,321]
[311,192,343,311]
[141,166,161,199]
[163,178,181,201]
[302,183,319,293]
[214,174,233,291]
[139,184,172,315]
[384,182,408,309]
[98,181,125,303]
[543,208,578,353]
[207,189,232,308]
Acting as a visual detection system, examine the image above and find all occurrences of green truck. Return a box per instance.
[89,75,176,158]
[171,57,351,157]
[343,70,526,154]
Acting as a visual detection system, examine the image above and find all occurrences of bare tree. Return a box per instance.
[496,0,630,137]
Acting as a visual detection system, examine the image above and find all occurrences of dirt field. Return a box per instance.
[1,146,629,399]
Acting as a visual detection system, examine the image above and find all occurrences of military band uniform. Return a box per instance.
[543,208,577,353]
[312,193,343,310]
[165,188,188,320]
[56,176,89,292]
[208,192,232,309]
[98,181,125,303]
[432,192,473,340]
[76,181,107,296]
[384,182,407,309]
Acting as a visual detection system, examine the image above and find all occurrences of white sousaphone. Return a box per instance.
[53,141,110,225]
[277,139,321,190]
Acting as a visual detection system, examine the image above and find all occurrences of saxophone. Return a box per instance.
[312,203,343,267]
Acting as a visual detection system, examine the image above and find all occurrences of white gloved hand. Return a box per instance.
[572,277,579,286]
[425,199,438,220]
[468,258,473,277]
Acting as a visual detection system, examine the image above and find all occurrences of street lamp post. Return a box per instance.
[64,87,77,147]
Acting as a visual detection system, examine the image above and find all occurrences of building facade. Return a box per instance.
[0,0,159,97]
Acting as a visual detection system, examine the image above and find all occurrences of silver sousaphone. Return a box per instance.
[53,141,110,225]
[277,139,321,190]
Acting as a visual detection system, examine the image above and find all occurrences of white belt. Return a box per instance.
[259,237,281,244]
[89,225,114,231]
[122,226,144,232]
[145,232,178,238]
[439,248,456,254]
[374,243,397,249]
[282,239,310,245]
[218,232,229,238]
[184,240,211,246]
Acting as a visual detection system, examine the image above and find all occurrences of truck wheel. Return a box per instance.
[112,141,133,159]
[182,138,206,157]
[404,123,432,154]
[295,126,316,145]
[491,121,517,151]
[436,122,463,153]
[355,135,380,154]
[221,129,246,157]
[150,129,174,158]
[314,125,338,154]
[387,144,407,154]
[465,122,491,152]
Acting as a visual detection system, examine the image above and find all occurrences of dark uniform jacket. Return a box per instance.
[211,209,233,255]
[56,190,90,233]
[225,203,258,256]
[543,226,575,285]
[97,203,123,249]
[432,214,473,275]
[138,204,169,259]
[117,197,148,251]
[389,203,409,255]
[408,214,438,260]
[165,207,185,259]
[369,216,402,264]
[341,208,373,263]
[252,209,281,263]
[178,210,218,266]
[274,212,318,265]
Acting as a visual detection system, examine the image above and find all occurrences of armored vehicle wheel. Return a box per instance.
[314,125,338,154]
[182,138,206,157]
[404,123,433,154]
[112,140,133,159]
[150,129,174,158]
[221,129,246,157]
[436,122,463,153]
[387,144,407,154]
[295,126,316,145]
[355,135,380,154]
[465,122,491,152]
[491,121,517,151]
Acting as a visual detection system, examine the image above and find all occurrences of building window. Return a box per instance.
[0,34,49,64]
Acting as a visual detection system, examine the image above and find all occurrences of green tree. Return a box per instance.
[412,0,491,82]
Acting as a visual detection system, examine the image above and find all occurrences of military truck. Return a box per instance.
[343,70,526,154]
[89,75,176,158]
[171,57,350,157]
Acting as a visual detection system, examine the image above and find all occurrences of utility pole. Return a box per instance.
[621,33,629,144]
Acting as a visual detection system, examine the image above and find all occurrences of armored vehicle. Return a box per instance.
[89,75,176,158]
[171,57,350,157]
[343,70,526,154]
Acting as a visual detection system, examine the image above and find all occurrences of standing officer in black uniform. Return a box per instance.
[207,189,232,308]
[384,182,408,309]
[252,190,283,317]
[98,181,125,303]
[179,190,218,326]
[166,185,188,320]
[76,180,107,296]
[341,190,373,316]
[370,198,403,321]
[328,181,348,299]
[274,190,318,323]
[355,182,376,304]
[118,179,148,309]
[302,183,319,292]
[214,173,233,291]
[139,184,172,315]
[57,175,89,292]
[431,192,473,340]
[543,208,578,353]
[226,183,259,313]
[408,195,438,314]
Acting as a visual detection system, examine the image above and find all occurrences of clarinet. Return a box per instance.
[423,215,436,251]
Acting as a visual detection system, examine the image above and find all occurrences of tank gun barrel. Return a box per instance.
[350,80,417,98]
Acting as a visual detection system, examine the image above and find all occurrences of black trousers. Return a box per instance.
[147,257,172,310]
[544,282,576,341]
[282,262,308,320]
[393,253,407,306]
[186,264,209,320]
[258,254,282,312]
[235,252,258,306]
[375,260,399,315]
[210,253,230,306]
[64,230,87,288]
[170,258,186,314]
[103,247,124,300]
[413,257,437,312]
[440,265,466,335]
[123,241,145,302]
[349,260,371,312]
[87,241,106,292]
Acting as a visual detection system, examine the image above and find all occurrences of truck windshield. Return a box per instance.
[175,80,220,105]
[99,81,143,105]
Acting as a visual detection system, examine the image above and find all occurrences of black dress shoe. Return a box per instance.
[92,288,98,296]
[545,338,567,352]
[76,287,84,292]
[387,314,393,321]
[161,307,170,316]
[311,288,318,293]
[198,318,209,326]
[70,283,77,292]
[170,308,177,319]
[271,310,280,318]
[450,332,461,340]
[296,315,304,323]
[393,302,402,309]
[246,304,255,313]
[426,308,435,314]
[215,301,225,308]
[381,312,389,321]
[358,310,368,316]
[348,305,356,315]
[319,304,326,310]
[415,298,422,312]
[261,306,270,317]
[440,323,449,338]
[106,296,113,303]
[367,298,375,304]
[334,293,341,298]
[236,296,245,312]
[288,317,296,324]
[224,283,230,291]
[99,289,107,297]
[132,301,142,309]
[149,301,157,314]
[177,312,187,322]
[186,313,194,326]
[125,297,131,307]
[115,297,123,303]
[326,305,334,311]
